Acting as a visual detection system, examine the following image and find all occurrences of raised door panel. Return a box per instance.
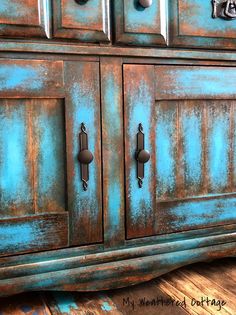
[114,0,168,46]
[0,59,102,256]
[124,65,236,239]
[170,0,236,49]
[53,0,110,42]
[0,0,51,38]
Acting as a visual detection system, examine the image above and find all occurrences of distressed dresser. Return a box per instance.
[0,0,236,297]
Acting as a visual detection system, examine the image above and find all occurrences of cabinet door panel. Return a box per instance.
[115,0,167,46]
[0,0,51,38]
[124,65,236,239]
[65,62,103,246]
[53,0,110,42]
[170,0,236,49]
[0,59,103,256]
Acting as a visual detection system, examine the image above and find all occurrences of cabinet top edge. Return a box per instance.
[2,40,236,62]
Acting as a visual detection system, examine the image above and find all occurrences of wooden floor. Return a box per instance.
[0,258,235,315]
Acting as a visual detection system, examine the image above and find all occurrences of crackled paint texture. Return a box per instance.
[124,0,160,33]
[0,103,31,215]
[179,0,236,37]
[36,102,66,212]
[160,68,236,98]
[169,197,236,229]
[182,105,202,190]
[103,73,122,237]
[62,0,103,29]
[0,0,39,24]
[156,103,176,199]
[208,105,230,192]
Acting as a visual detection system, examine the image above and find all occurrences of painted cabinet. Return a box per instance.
[0,59,102,256]
[124,64,236,239]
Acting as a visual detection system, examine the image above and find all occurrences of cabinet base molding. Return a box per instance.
[0,229,235,297]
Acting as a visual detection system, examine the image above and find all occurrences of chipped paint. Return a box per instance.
[51,292,78,313]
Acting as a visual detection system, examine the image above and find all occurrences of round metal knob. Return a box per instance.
[78,149,94,164]
[139,0,153,8]
[136,150,150,164]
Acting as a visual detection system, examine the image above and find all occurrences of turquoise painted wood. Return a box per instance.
[0,0,51,38]
[0,59,103,256]
[114,0,168,46]
[53,0,110,42]
[170,0,236,49]
[124,64,236,239]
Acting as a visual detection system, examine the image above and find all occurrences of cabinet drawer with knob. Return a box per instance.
[53,0,110,42]
[114,0,168,46]
[170,0,236,49]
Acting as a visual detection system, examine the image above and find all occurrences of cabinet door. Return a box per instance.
[114,0,167,46]
[124,64,236,239]
[0,59,102,256]
[53,0,110,42]
[170,0,236,49]
[0,0,51,38]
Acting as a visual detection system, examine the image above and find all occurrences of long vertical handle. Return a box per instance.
[78,123,94,191]
[136,123,150,188]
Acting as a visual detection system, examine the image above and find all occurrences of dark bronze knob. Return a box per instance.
[136,150,150,164]
[74,0,89,4]
[78,149,93,164]
[139,0,153,8]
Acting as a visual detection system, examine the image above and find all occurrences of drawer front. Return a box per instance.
[124,64,236,239]
[115,0,167,46]
[170,0,236,49]
[53,0,110,42]
[0,0,51,39]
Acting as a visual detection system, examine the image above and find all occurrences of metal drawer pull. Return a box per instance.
[136,123,150,188]
[139,0,153,8]
[212,0,236,19]
[78,123,94,191]
[74,0,89,5]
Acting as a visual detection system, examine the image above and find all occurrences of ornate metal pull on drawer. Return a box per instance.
[136,123,150,188]
[212,0,236,19]
[139,0,153,8]
[78,123,94,191]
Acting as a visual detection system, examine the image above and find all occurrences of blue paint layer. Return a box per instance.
[101,301,113,312]
[0,222,35,249]
[0,103,31,213]
[179,0,236,36]
[64,0,101,26]
[169,197,236,228]
[51,292,78,313]
[182,107,202,188]
[208,107,230,191]
[104,72,121,236]
[156,104,176,198]
[0,65,45,91]
[21,305,32,312]
[167,68,236,97]
[124,0,160,32]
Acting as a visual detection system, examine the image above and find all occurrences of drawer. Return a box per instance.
[114,0,168,46]
[170,0,236,49]
[53,0,110,43]
[0,0,51,38]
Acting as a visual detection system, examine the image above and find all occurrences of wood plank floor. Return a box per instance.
[0,258,235,315]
